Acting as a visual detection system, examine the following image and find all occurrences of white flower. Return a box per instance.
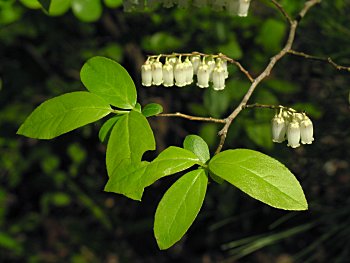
[152,61,163,86]
[212,63,225,91]
[191,55,201,75]
[238,0,251,17]
[206,58,216,81]
[271,113,286,143]
[217,58,228,79]
[174,59,187,87]
[162,60,174,87]
[197,62,210,88]
[287,118,301,148]
[300,114,314,144]
[141,60,152,87]
[226,1,239,14]
[168,56,178,66]
[184,57,194,85]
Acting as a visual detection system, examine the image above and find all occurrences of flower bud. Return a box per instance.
[152,61,163,86]
[271,113,286,143]
[300,114,314,144]
[141,60,152,87]
[287,118,301,148]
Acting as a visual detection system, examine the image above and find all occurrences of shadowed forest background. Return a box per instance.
[1,1,350,262]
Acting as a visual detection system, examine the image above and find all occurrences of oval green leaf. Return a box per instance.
[142,103,163,117]
[98,115,121,144]
[71,0,102,22]
[105,146,200,201]
[49,0,71,16]
[80,56,137,109]
[209,149,308,210]
[17,92,112,139]
[106,110,155,177]
[104,0,122,8]
[154,169,208,250]
[183,135,210,164]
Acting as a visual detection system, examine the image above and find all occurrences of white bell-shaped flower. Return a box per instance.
[217,58,229,79]
[162,60,174,87]
[168,56,178,66]
[191,55,201,74]
[174,59,187,87]
[212,63,225,91]
[212,0,226,11]
[238,0,251,17]
[184,57,194,85]
[206,58,216,81]
[141,60,152,87]
[300,114,314,144]
[271,112,287,143]
[287,118,301,148]
[152,60,163,86]
[197,62,210,88]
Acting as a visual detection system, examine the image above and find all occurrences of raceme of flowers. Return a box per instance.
[271,109,314,148]
[141,54,229,91]
[123,0,252,17]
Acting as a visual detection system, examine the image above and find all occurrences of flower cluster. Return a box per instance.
[123,0,252,17]
[271,109,314,148]
[141,54,229,91]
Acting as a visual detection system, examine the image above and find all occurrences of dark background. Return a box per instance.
[1,1,350,262]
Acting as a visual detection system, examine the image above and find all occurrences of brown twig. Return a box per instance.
[270,0,293,24]
[288,50,350,72]
[214,0,321,155]
[157,112,226,124]
[243,103,297,113]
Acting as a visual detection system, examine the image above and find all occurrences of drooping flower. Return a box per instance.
[152,60,163,86]
[206,58,216,81]
[191,55,201,74]
[300,114,314,144]
[174,57,187,87]
[287,117,301,148]
[197,61,210,88]
[238,0,251,17]
[184,57,194,85]
[141,60,153,87]
[162,60,174,87]
[212,62,225,91]
[271,112,286,143]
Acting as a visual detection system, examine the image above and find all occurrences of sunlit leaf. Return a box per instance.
[183,135,210,164]
[142,103,163,117]
[209,149,308,210]
[80,56,137,109]
[17,92,112,139]
[98,115,121,143]
[71,0,102,22]
[154,169,208,250]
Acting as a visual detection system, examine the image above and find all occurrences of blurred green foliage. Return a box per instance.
[0,0,350,262]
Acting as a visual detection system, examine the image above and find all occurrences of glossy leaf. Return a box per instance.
[154,169,208,250]
[104,0,122,8]
[17,92,112,139]
[98,115,121,143]
[105,146,200,200]
[80,56,137,109]
[37,0,50,10]
[142,103,163,117]
[183,135,210,164]
[209,149,308,210]
[71,0,102,22]
[49,0,71,16]
[106,110,155,178]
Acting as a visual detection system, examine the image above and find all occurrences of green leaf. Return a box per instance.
[209,149,308,210]
[104,0,122,8]
[154,169,208,250]
[48,0,71,16]
[71,0,102,22]
[98,115,121,143]
[256,19,287,53]
[183,135,210,164]
[17,92,112,139]
[142,103,163,117]
[80,56,137,109]
[105,146,200,200]
[106,110,155,177]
